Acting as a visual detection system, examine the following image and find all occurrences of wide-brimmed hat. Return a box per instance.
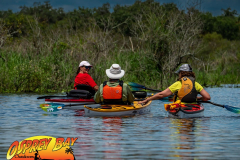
[79,61,93,67]
[106,64,125,79]
[175,64,192,74]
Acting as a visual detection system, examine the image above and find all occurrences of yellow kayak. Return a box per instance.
[83,97,152,117]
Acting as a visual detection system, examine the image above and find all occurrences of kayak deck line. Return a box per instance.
[84,100,152,112]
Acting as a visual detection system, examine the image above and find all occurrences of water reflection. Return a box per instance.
[169,118,207,159]
[102,117,122,160]
[73,117,94,159]
[72,116,123,160]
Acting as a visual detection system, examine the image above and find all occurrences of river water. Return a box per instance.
[1,87,240,160]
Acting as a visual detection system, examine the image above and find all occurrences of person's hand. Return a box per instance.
[197,96,202,100]
[138,99,149,104]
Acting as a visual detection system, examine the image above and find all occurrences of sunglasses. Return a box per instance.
[84,66,92,69]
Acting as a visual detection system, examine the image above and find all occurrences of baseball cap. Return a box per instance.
[79,61,92,67]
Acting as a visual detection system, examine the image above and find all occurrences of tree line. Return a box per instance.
[0,0,239,93]
[1,1,239,40]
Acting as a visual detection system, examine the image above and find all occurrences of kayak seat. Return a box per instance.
[74,84,95,95]
[181,104,200,111]
[101,106,112,109]
[181,107,193,110]
[102,100,131,105]
[67,89,93,99]
[132,91,147,98]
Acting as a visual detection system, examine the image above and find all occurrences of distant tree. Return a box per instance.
[130,1,203,86]
[65,7,94,30]
[0,10,13,18]
[201,12,216,34]
[93,3,111,29]
[214,16,240,40]
[221,7,238,17]
[201,10,240,40]
[19,1,65,24]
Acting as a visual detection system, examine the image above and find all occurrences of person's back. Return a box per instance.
[94,64,134,104]
[169,75,202,104]
[169,64,210,103]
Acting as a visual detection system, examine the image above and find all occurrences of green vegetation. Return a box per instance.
[0,0,240,93]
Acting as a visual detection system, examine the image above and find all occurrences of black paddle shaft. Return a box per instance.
[198,101,225,108]
[37,95,77,99]
[145,87,162,92]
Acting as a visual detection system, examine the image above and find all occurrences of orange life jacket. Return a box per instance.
[102,81,123,100]
[173,76,198,103]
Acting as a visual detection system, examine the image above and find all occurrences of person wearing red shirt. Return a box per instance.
[74,61,99,91]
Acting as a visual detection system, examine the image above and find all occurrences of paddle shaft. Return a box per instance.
[127,82,162,92]
[40,103,97,112]
[144,87,162,92]
[37,95,80,99]
[198,101,224,108]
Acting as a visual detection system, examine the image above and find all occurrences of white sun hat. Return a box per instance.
[79,61,93,67]
[106,64,125,79]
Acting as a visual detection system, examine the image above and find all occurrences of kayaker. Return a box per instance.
[74,61,99,91]
[94,64,135,104]
[138,64,211,104]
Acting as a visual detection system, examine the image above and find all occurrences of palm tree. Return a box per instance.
[65,147,76,160]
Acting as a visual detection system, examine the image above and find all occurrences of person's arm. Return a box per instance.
[94,90,101,103]
[197,89,211,101]
[138,88,173,104]
[195,82,211,101]
[87,74,98,91]
[126,86,135,103]
[93,85,99,91]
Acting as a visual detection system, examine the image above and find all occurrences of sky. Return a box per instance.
[0,0,240,16]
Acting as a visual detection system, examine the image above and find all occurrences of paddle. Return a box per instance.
[40,103,98,112]
[40,103,66,112]
[127,82,162,92]
[40,103,87,112]
[129,87,146,91]
[127,82,175,101]
[198,101,240,114]
[37,95,77,99]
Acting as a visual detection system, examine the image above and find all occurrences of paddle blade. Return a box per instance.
[224,105,240,114]
[40,103,65,112]
[127,82,162,92]
[161,96,174,102]
[129,87,144,91]
[126,82,146,89]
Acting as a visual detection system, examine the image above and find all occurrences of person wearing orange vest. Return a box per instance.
[138,64,211,104]
[94,64,134,104]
